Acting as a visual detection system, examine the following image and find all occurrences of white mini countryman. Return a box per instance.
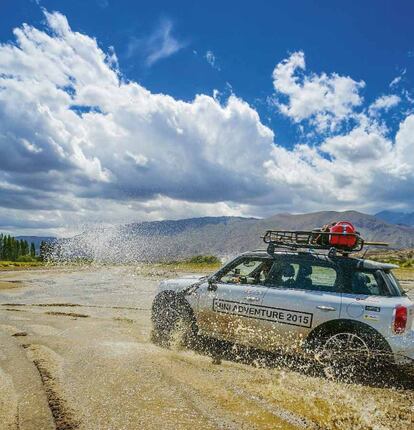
[151,224,414,372]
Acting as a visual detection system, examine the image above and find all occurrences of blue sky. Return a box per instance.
[4,0,413,146]
[0,0,413,235]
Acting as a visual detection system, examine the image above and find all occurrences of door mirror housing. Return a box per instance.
[208,277,218,291]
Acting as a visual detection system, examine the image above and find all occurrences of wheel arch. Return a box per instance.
[303,318,392,353]
[152,290,196,323]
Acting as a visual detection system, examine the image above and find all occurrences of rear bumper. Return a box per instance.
[387,330,414,366]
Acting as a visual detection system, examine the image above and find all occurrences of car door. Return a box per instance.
[195,256,271,343]
[250,256,342,352]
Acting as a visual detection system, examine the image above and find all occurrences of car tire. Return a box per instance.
[312,327,392,380]
[151,291,197,348]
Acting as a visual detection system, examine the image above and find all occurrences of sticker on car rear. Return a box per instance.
[364,314,379,322]
[212,298,313,328]
[365,305,380,312]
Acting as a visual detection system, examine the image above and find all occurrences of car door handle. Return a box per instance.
[316,305,337,312]
[244,296,260,302]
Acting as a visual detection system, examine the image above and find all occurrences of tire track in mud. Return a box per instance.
[169,350,414,430]
[23,344,80,430]
[165,351,315,429]
[231,388,317,429]
[153,348,313,430]
[4,301,313,429]
[0,330,55,430]
[170,357,321,430]
[154,364,244,430]
[0,367,19,430]
[1,303,150,311]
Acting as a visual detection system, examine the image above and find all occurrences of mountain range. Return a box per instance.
[50,210,414,262]
[375,211,414,226]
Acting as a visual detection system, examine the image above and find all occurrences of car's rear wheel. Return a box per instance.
[313,329,391,380]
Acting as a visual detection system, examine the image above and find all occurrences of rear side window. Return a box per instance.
[349,270,389,296]
[308,266,338,291]
[265,260,339,292]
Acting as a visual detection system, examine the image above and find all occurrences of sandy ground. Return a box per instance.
[0,266,413,430]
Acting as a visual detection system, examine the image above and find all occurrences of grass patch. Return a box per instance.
[157,255,221,272]
[45,311,89,318]
[363,249,414,266]
[393,267,414,282]
[0,260,44,271]
[167,262,221,271]
[357,249,414,283]
[0,260,44,268]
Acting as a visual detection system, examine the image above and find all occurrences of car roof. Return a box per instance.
[241,249,399,270]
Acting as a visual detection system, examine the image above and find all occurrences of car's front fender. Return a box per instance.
[157,275,206,294]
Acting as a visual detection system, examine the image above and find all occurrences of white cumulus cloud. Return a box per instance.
[0,12,413,235]
[368,94,401,115]
[272,51,365,132]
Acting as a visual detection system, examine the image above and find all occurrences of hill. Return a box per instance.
[375,211,414,226]
[50,211,414,262]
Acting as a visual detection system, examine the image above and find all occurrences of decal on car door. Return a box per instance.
[213,298,313,328]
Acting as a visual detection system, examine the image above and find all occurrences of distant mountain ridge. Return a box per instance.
[375,211,414,226]
[123,216,258,236]
[50,210,414,262]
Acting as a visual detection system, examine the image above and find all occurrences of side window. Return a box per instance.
[306,265,338,292]
[351,270,386,296]
[219,258,272,285]
[268,262,299,288]
[266,260,339,292]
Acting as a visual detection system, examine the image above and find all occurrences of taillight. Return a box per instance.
[393,305,407,334]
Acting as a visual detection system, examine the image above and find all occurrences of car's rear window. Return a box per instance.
[384,271,406,296]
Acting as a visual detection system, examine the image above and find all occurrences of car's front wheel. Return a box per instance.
[151,291,197,348]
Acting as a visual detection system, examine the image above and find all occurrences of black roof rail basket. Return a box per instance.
[262,229,365,255]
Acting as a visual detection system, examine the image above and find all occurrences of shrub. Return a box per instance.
[16,255,36,262]
[187,255,221,264]
[401,260,413,268]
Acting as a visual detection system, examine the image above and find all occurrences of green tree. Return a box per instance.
[39,241,47,261]
[16,240,21,259]
[2,235,6,260]
[22,240,29,256]
[6,236,12,260]
[30,242,36,258]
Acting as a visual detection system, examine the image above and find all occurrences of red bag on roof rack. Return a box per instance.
[329,221,357,248]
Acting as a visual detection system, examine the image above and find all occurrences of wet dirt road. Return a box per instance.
[0,266,413,430]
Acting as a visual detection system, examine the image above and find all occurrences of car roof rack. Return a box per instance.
[262,228,387,257]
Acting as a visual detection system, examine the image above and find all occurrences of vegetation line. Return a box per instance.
[0,233,39,262]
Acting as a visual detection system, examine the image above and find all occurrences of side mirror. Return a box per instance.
[208,277,218,291]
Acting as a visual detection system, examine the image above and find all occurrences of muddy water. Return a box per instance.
[0,266,413,430]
